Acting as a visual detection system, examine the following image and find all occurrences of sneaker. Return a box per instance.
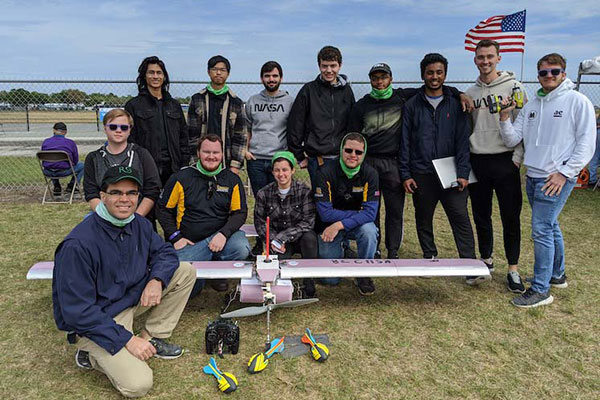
[506,271,526,294]
[53,185,62,196]
[511,288,554,308]
[550,274,568,288]
[465,274,492,286]
[302,278,317,298]
[75,349,93,370]
[210,279,229,292]
[387,249,399,259]
[148,337,184,359]
[355,278,375,296]
[481,258,494,272]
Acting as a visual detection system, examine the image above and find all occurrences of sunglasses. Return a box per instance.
[538,68,564,77]
[343,148,364,156]
[105,124,130,132]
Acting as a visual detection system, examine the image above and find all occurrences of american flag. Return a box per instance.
[464,10,526,53]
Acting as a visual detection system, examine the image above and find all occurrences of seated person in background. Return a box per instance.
[41,122,84,196]
[53,166,195,398]
[254,151,318,297]
[84,109,160,220]
[314,133,380,296]
[158,134,250,296]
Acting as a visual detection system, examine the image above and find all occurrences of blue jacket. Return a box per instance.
[399,86,471,181]
[52,213,179,355]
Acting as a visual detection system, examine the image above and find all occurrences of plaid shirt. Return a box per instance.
[254,180,315,244]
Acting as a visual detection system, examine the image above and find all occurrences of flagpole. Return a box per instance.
[520,51,524,81]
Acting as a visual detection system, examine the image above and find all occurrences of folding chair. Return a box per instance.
[36,150,82,204]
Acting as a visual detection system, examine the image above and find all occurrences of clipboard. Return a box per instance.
[432,156,477,189]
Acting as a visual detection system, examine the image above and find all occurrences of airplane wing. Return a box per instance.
[279,258,489,279]
[27,260,254,280]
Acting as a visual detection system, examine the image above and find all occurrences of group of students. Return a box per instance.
[49,41,597,397]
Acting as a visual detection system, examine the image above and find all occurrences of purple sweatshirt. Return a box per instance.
[41,135,79,169]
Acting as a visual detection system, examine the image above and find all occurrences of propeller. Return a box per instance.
[220,298,319,318]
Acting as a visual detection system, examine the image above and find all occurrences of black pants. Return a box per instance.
[412,173,475,259]
[469,152,522,265]
[364,157,405,255]
[275,231,319,260]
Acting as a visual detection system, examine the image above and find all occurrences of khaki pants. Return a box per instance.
[77,262,195,398]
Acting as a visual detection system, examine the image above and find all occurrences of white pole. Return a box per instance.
[520,51,525,81]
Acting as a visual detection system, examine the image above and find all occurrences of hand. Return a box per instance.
[230,167,240,175]
[403,178,418,194]
[459,93,474,112]
[271,243,286,254]
[208,232,227,252]
[126,336,156,361]
[513,161,520,168]
[245,151,256,161]
[321,222,343,243]
[140,279,162,307]
[298,159,308,169]
[457,178,469,191]
[499,98,516,121]
[542,172,567,196]
[174,237,194,250]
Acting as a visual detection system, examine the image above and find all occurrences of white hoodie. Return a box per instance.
[499,78,596,178]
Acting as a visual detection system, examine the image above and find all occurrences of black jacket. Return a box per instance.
[125,90,190,175]
[399,86,471,181]
[157,166,247,243]
[287,75,355,162]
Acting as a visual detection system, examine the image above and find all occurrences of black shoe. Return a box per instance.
[251,241,263,257]
[210,279,229,292]
[344,247,358,259]
[507,271,526,294]
[387,250,399,259]
[75,349,93,370]
[481,258,494,272]
[511,288,554,308]
[355,278,375,296]
[148,337,184,359]
[550,274,568,288]
[302,278,317,298]
[53,185,62,196]
[66,184,80,194]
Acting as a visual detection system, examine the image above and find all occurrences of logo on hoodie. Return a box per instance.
[528,111,537,120]
[553,110,563,118]
[254,103,285,113]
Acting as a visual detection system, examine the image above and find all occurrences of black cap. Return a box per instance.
[368,63,392,77]
[101,166,142,188]
[53,122,67,131]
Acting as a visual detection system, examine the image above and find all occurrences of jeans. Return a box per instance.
[587,129,600,184]
[247,159,275,197]
[176,230,250,296]
[526,177,575,293]
[43,162,84,187]
[317,222,378,285]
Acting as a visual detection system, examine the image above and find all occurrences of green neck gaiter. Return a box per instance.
[339,133,368,179]
[96,201,135,228]
[196,160,223,177]
[370,85,393,100]
[537,88,547,97]
[206,84,229,96]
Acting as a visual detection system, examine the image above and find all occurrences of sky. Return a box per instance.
[1,0,599,83]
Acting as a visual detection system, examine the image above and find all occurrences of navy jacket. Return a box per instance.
[52,213,179,355]
[399,86,471,181]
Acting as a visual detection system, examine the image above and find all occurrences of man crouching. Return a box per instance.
[52,166,195,398]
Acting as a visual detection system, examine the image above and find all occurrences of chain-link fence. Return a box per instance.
[1,80,600,200]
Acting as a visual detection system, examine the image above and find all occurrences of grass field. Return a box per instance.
[1,185,599,399]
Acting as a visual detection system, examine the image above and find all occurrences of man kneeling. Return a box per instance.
[52,166,195,398]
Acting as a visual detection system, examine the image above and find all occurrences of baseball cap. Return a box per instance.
[368,63,392,77]
[53,122,67,131]
[101,166,142,188]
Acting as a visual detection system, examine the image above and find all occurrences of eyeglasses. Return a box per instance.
[105,124,130,132]
[106,190,139,198]
[343,148,364,156]
[210,67,228,73]
[538,68,564,77]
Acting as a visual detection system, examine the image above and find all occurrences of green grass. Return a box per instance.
[1,186,599,399]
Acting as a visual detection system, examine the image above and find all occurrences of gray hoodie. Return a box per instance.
[246,89,295,159]
[465,71,526,163]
